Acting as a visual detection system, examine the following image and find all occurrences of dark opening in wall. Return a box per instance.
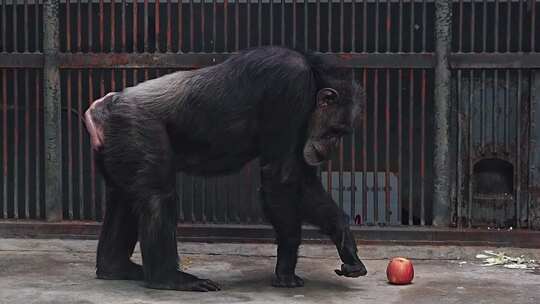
[473,158,514,197]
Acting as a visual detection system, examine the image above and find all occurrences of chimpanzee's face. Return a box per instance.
[303,78,364,166]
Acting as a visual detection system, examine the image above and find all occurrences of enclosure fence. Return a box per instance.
[1,0,540,231]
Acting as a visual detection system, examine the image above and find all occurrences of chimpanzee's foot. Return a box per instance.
[334,263,368,278]
[145,271,221,292]
[96,260,144,281]
[272,274,305,288]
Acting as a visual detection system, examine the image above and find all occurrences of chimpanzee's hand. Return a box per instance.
[334,263,368,277]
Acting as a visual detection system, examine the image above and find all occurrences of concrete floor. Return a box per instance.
[0,239,539,304]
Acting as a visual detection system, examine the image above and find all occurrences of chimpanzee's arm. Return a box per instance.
[300,165,367,277]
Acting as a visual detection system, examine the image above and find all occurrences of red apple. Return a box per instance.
[386,257,414,285]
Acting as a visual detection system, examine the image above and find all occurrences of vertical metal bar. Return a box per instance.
[144,0,149,52]
[506,0,510,52]
[13,0,17,51]
[24,0,29,52]
[373,69,378,223]
[35,71,41,218]
[385,69,390,223]
[44,0,62,221]
[495,0,499,52]
[213,0,217,51]
[67,71,73,219]
[420,69,426,225]
[224,0,228,50]
[467,70,473,228]
[458,0,463,52]
[399,0,403,52]
[339,0,343,52]
[89,70,96,219]
[177,0,182,52]
[189,0,194,52]
[202,0,207,51]
[375,0,379,52]
[13,69,19,219]
[156,0,161,52]
[88,0,93,52]
[408,69,414,225]
[352,0,355,52]
[351,69,356,223]
[338,137,344,211]
[111,0,116,52]
[327,0,331,51]
[304,0,307,50]
[532,0,536,52]
[281,0,285,46]
[518,0,523,52]
[292,0,296,49]
[78,70,84,219]
[248,0,252,48]
[122,0,127,52]
[1,70,6,218]
[1,0,5,52]
[23,70,29,218]
[482,0,486,52]
[471,0,475,52]
[236,0,240,50]
[100,0,104,51]
[422,0,426,52]
[165,0,171,52]
[362,69,367,223]
[386,0,391,52]
[67,0,71,52]
[259,0,262,47]
[505,69,509,152]
[516,70,522,227]
[409,0,414,52]
[77,0,81,52]
[456,69,462,227]
[316,0,319,50]
[100,71,106,217]
[397,69,402,224]
[493,70,497,152]
[133,0,138,52]
[481,70,485,150]
[432,0,452,226]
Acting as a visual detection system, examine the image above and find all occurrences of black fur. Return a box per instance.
[86,46,367,291]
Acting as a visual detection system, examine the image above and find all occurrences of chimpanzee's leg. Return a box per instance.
[96,183,142,280]
[260,162,304,288]
[300,166,367,277]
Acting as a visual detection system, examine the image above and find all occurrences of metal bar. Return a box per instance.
[100,0,104,51]
[408,69,414,225]
[351,69,356,223]
[385,69,390,223]
[123,0,127,51]
[482,0,486,52]
[13,69,18,219]
[1,70,5,218]
[316,0,319,50]
[397,68,402,224]
[77,0,82,51]
[293,0,296,49]
[100,71,106,218]
[432,0,452,226]
[144,0,149,51]
[67,0,71,51]
[495,0,499,52]
[35,71,41,218]
[339,136,344,211]
[327,0,331,51]
[504,69,509,152]
[456,70,461,227]
[422,0,426,52]
[375,0,379,52]
[201,0,206,51]
[271,0,274,45]
[506,0,510,52]
[24,70,30,218]
[111,0,116,51]
[339,0,343,52]
[362,69,367,224]
[481,70,485,150]
[373,69,379,223]
[399,0,403,52]
[224,0,228,50]
[409,0,414,52]
[78,70,84,219]
[282,0,285,46]
[44,0,63,221]
[467,70,473,228]
[516,70,522,227]
[88,0,93,51]
[213,0,217,51]
[518,0,522,52]
[155,0,160,52]
[236,0,240,50]
[248,0,251,48]
[134,0,138,52]
[492,70,497,152]
[24,0,29,52]
[458,0,463,52]
[352,0,355,52]
[89,70,96,219]
[387,0,391,52]
[420,69,426,225]
[471,0,475,52]
[13,0,17,51]
[2,0,6,52]
[532,0,536,52]
[177,0,182,51]
[55,52,437,69]
[67,71,73,219]
[304,0,307,50]
[259,0,262,47]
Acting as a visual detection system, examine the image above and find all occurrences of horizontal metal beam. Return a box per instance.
[1,221,539,248]
[0,53,43,68]
[450,53,540,69]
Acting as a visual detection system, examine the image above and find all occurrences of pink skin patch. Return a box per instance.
[84,92,115,151]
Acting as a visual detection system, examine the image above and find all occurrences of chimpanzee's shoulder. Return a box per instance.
[236,46,312,71]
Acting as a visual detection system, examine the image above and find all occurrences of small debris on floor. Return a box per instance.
[476,250,538,270]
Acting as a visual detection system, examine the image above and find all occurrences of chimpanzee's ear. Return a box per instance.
[317,88,340,108]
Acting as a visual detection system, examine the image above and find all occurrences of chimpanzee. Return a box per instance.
[84,46,367,292]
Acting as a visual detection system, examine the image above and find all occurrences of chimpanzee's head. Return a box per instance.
[303,73,364,166]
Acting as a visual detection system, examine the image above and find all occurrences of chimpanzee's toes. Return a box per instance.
[334,263,368,278]
[145,272,221,292]
[272,274,305,288]
[177,279,221,292]
[96,260,144,281]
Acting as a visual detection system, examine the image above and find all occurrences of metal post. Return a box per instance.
[43,0,62,221]
[433,0,452,226]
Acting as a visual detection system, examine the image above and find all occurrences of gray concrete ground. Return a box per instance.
[0,239,539,304]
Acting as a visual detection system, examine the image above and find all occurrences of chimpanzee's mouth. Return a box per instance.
[314,146,328,162]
